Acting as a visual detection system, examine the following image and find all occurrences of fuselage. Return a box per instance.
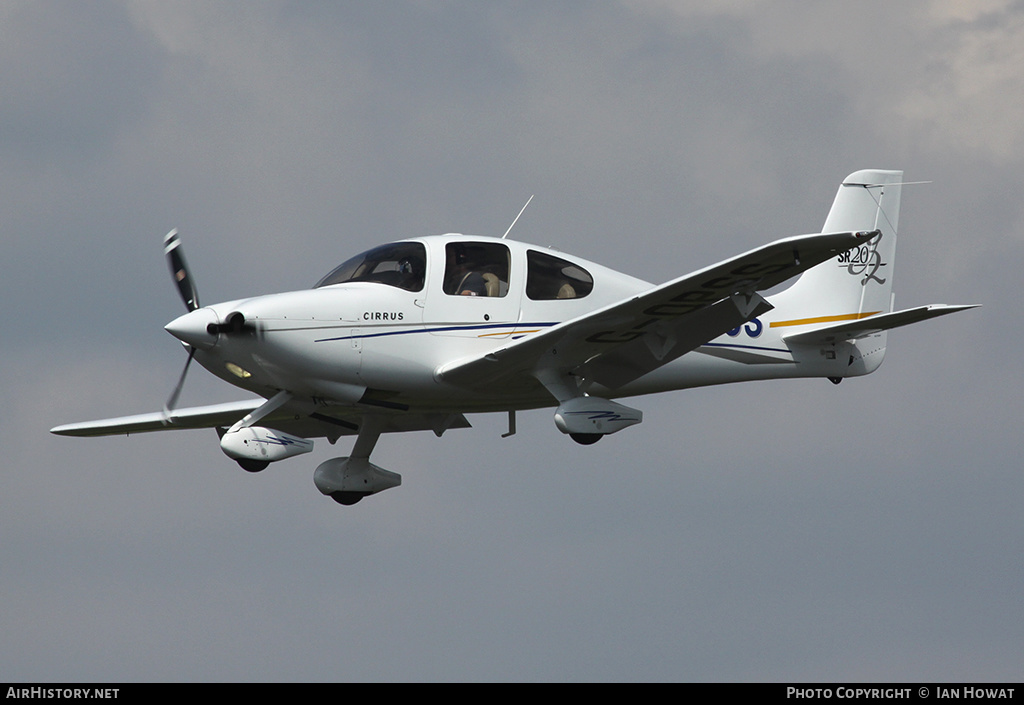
[166,233,869,415]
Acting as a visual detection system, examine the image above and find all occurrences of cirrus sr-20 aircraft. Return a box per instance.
[52,170,976,505]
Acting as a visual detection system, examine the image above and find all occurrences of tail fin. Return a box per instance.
[767,170,903,376]
[774,169,903,321]
[767,170,978,378]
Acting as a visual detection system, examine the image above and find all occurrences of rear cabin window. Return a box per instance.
[443,242,511,297]
[526,250,593,300]
[314,242,426,292]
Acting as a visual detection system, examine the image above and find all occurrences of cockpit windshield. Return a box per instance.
[314,242,426,292]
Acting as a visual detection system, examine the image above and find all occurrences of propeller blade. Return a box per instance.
[162,346,196,422]
[164,229,200,312]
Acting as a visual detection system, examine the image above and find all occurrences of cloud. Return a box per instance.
[0,0,162,166]
[632,0,1024,162]
[1,1,1017,681]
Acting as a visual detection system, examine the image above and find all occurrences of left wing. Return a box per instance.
[50,400,263,437]
[437,230,876,391]
[51,399,471,440]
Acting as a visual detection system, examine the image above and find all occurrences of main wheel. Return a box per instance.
[237,459,269,473]
[331,491,365,506]
[570,433,602,445]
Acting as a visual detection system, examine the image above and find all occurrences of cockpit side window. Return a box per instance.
[443,242,510,297]
[526,250,593,300]
[314,242,426,292]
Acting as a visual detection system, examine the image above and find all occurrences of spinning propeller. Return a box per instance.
[161,229,258,420]
[162,229,200,419]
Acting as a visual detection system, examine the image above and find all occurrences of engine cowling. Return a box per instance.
[219,427,314,464]
[553,397,643,437]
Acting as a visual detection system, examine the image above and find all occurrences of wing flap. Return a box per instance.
[438,230,875,390]
[579,292,775,388]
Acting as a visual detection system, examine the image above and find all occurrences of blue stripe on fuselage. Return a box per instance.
[314,321,559,343]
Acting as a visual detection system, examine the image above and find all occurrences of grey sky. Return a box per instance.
[1,0,1018,681]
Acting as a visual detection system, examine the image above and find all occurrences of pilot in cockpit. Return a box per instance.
[397,254,425,291]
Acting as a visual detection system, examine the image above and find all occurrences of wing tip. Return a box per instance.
[50,423,96,437]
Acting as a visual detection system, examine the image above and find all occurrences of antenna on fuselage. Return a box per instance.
[502,194,534,240]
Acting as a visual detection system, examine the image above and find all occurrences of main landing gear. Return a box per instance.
[312,418,401,506]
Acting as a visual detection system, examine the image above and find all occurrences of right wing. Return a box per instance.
[437,230,877,391]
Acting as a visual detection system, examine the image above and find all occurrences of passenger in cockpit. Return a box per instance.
[445,245,489,296]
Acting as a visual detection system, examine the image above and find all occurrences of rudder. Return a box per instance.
[774,169,903,321]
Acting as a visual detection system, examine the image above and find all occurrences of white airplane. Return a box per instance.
[52,170,976,505]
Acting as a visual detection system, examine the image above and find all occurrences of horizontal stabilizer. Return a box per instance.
[783,304,979,345]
